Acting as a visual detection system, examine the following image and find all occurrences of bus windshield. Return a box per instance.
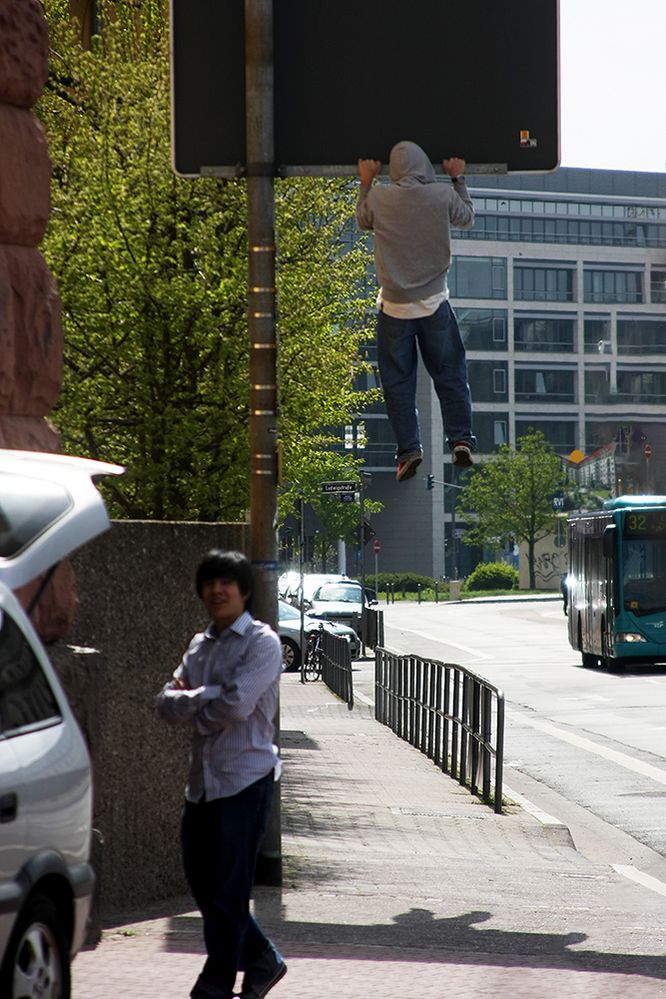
[622,538,666,615]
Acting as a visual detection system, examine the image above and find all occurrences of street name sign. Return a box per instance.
[321,480,357,496]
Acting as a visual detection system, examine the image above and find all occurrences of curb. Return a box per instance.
[503,784,576,849]
[380,594,562,606]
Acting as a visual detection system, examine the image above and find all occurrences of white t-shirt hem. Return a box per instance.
[377,288,448,319]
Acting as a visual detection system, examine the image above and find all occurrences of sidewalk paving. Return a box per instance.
[73,673,666,999]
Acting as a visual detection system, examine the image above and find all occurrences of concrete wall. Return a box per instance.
[51,520,249,919]
[356,365,445,578]
[518,530,568,590]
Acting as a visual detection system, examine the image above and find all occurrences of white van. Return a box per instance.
[0,450,122,998]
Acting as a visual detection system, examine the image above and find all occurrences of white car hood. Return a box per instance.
[0,450,124,589]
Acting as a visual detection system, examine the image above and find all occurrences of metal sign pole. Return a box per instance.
[451,468,458,580]
[246,0,281,886]
[299,495,305,684]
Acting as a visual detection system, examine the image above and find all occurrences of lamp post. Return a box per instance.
[427,473,465,580]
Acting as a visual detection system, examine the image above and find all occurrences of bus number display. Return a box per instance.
[624,510,666,538]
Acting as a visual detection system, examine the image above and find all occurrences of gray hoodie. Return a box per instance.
[356,141,474,304]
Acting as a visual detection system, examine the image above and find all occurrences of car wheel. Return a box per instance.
[281,637,301,672]
[0,894,70,999]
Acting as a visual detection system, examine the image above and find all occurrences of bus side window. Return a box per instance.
[602,525,616,559]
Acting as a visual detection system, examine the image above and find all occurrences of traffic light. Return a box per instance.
[354,520,376,545]
[426,474,435,491]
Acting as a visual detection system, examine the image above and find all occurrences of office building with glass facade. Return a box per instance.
[353,168,666,580]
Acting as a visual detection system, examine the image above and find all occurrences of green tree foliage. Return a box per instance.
[280,459,382,571]
[457,431,566,588]
[38,1,376,519]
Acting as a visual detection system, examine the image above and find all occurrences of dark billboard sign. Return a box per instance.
[171,0,559,177]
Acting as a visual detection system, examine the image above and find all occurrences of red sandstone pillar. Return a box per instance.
[0,0,76,640]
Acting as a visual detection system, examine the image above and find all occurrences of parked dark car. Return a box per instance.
[278,599,360,670]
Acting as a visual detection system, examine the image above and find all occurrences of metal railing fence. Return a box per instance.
[374,648,504,812]
[320,629,354,710]
[362,607,384,651]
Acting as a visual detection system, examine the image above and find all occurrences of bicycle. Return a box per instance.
[302,625,324,681]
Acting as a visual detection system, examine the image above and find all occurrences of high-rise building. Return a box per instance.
[354,168,666,579]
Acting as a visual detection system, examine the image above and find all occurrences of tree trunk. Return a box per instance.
[528,538,536,589]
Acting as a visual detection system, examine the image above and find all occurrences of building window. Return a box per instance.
[514,264,575,302]
[584,369,610,404]
[650,269,666,303]
[616,370,666,404]
[457,308,507,350]
[344,416,396,463]
[515,420,577,454]
[584,316,611,354]
[514,315,575,353]
[494,420,507,445]
[493,317,506,343]
[448,256,507,299]
[343,422,366,450]
[583,268,643,303]
[493,368,506,394]
[467,361,508,402]
[471,412,509,452]
[514,368,575,403]
[617,317,666,355]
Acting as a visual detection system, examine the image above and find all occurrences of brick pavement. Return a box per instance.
[72,673,666,998]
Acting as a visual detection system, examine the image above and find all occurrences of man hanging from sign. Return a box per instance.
[356,140,477,482]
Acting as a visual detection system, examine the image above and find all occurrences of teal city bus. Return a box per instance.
[567,495,666,670]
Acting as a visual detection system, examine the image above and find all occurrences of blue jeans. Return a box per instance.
[182,770,275,998]
[376,300,476,460]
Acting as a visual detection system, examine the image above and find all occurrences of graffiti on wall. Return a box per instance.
[533,547,568,586]
[519,524,568,590]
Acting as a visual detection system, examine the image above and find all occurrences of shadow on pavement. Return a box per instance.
[157,902,666,981]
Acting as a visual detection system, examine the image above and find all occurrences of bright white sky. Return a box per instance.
[559,0,666,173]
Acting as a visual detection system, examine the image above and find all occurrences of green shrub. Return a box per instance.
[465,562,518,592]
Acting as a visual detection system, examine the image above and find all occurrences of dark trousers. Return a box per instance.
[182,770,275,996]
[377,300,476,459]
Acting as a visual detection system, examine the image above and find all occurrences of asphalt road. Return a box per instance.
[353,598,666,895]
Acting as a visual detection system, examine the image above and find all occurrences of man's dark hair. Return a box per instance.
[195,550,253,607]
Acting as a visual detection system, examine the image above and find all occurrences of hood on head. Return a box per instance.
[389,141,436,186]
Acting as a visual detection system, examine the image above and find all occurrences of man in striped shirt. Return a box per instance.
[158,550,286,999]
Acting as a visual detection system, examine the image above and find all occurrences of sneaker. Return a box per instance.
[240,946,287,999]
[452,442,473,468]
[396,453,422,482]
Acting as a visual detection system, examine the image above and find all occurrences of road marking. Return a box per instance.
[518,715,666,786]
[612,864,666,898]
[384,626,490,660]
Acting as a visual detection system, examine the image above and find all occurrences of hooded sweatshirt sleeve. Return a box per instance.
[356,184,374,231]
[448,180,475,230]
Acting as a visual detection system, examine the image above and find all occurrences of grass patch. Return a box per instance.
[378,587,557,602]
